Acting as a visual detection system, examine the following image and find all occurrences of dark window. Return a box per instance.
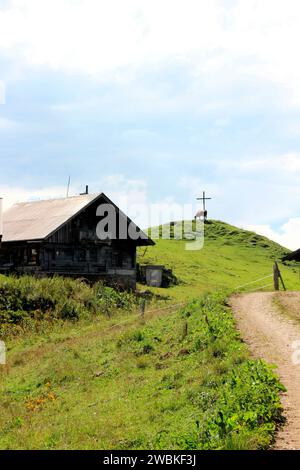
[89,248,97,262]
[28,248,39,265]
[132,253,136,268]
[111,252,123,268]
[78,249,87,262]
[117,253,123,267]
[63,248,74,260]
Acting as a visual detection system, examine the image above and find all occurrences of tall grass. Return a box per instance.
[0,275,137,337]
[0,219,290,449]
[0,290,285,449]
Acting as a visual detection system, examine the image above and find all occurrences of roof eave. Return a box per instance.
[1,238,44,244]
[45,193,102,241]
[134,238,155,247]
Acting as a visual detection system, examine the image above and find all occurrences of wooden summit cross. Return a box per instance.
[197,191,212,212]
[195,191,212,221]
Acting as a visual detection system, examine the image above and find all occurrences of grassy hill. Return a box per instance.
[138,220,299,300]
[0,220,298,450]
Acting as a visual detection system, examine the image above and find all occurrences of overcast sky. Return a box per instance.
[1,0,300,249]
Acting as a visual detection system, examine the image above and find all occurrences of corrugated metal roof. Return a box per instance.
[2,193,101,242]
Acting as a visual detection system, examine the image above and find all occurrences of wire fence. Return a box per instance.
[105,301,187,333]
[145,302,186,315]
[234,274,273,291]
[234,261,288,293]
[108,274,276,333]
[108,272,279,333]
[246,282,274,293]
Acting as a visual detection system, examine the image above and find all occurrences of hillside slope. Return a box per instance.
[138,220,299,300]
[0,220,298,450]
[0,292,284,450]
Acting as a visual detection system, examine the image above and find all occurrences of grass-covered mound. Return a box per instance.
[0,292,284,449]
[139,220,299,301]
[149,219,289,256]
[0,275,136,337]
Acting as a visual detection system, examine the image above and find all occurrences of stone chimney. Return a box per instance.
[80,185,89,195]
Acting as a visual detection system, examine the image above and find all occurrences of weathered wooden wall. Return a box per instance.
[0,197,138,289]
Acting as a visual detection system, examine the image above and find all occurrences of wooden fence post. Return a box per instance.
[273,261,286,291]
[273,263,279,291]
[140,299,146,319]
[182,322,188,340]
[276,261,286,291]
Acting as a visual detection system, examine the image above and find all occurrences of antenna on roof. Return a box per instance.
[66,176,71,197]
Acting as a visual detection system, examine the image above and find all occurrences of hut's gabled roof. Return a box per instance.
[2,193,153,245]
[2,193,98,242]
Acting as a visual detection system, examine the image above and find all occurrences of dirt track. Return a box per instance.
[231,292,300,450]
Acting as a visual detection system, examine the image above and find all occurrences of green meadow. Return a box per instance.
[0,220,298,449]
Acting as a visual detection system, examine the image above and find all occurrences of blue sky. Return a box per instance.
[1,0,300,248]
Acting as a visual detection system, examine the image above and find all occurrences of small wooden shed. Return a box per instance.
[139,265,164,287]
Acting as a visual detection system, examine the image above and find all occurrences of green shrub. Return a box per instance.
[117,328,155,356]
[152,292,285,450]
[0,275,137,336]
[94,285,136,313]
[59,300,83,320]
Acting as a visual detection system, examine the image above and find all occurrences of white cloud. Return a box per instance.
[1,0,300,105]
[121,128,158,141]
[179,177,221,200]
[1,180,299,248]
[219,152,300,176]
[0,0,221,75]
[0,80,5,104]
[0,117,15,130]
[0,178,194,231]
[199,152,300,226]
[0,177,149,218]
[243,219,300,251]
[0,184,76,209]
